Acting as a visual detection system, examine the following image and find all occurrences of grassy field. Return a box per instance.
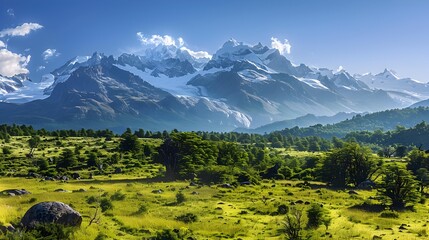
[0,137,428,239]
[1,176,429,239]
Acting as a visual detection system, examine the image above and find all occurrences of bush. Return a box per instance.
[277,204,289,215]
[28,197,37,203]
[137,204,148,214]
[6,223,74,239]
[176,192,186,204]
[379,210,399,218]
[86,196,98,204]
[175,213,198,223]
[100,198,113,212]
[2,146,12,155]
[150,229,194,240]
[307,203,331,229]
[110,191,126,201]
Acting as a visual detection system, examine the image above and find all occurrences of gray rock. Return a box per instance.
[1,189,31,196]
[21,201,82,228]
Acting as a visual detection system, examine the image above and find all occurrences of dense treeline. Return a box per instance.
[345,121,429,149]
[274,107,429,138]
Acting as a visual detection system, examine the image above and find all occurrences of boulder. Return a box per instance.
[114,168,122,174]
[21,201,82,228]
[1,189,31,196]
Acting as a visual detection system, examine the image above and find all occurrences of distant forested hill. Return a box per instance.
[274,107,429,138]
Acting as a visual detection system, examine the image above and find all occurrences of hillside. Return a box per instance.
[275,107,429,138]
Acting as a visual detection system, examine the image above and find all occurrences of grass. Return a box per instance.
[1,136,429,239]
[2,177,429,239]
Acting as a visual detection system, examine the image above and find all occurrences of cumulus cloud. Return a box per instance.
[0,23,43,37]
[0,48,30,77]
[7,9,14,17]
[42,48,60,60]
[137,33,177,46]
[136,33,211,59]
[0,40,5,48]
[271,37,291,55]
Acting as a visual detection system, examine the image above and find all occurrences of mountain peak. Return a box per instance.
[222,38,241,48]
[378,68,399,80]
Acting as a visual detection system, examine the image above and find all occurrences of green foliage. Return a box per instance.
[56,148,77,169]
[110,191,126,201]
[407,149,429,174]
[176,192,186,204]
[306,203,331,229]
[136,204,148,214]
[284,208,303,240]
[2,146,11,155]
[6,223,74,240]
[276,204,289,215]
[150,229,194,240]
[379,164,420,209]
[197,165,234,184]
[86,152,100,168]
[100,198,113,212]
[119,133,141,152]
[28,135,41,153]
[86,196,98,204]
[379,210,399,218]
[175,213,198,223]
[157,133,218,179]
[36,159,49,171]
[320,142,380,187]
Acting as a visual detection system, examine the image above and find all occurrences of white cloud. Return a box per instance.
[0,48,30,77]
[178,37,185,47]
[271,37,291,55]
[0,40,5,48]
[0,23,43,37]
[42,48,60,60]
[7,9,14,17]
[180,47,212,59]
[137,33,177,46]
[136,33,212,59]
[37,66,46,71]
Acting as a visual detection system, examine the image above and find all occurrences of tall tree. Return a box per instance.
[321,142,380,187]
[28,135,41,157]
[379,164,420,209]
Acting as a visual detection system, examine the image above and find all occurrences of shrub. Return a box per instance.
[379,210,399,219]
[151,229,194,240]
[307,203,331,229]
[176,192,186,204]
[6,223,74,239]
[28,197,37,203]
[175,213,198,223]
[110,191,126,201]
[284,208,304,240]
[86,196,98,204]
[277,204,289,215]
[100,198,113,212]
[137,204,148,214]
[2,146,11,155]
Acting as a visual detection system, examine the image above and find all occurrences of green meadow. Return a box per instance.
[0,134,428,239]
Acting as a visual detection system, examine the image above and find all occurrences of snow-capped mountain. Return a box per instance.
[0,74,26,95]
[355,69,429,99]
[0,38,425,131]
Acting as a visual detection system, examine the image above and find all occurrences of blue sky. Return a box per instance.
[1,0,429,81]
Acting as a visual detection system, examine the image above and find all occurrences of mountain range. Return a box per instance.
[0,39,428,132]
